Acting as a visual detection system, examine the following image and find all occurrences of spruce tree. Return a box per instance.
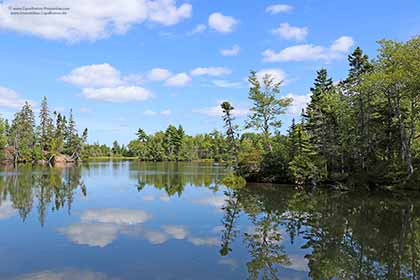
[39,96,54,152]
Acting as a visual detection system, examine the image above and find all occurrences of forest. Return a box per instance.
[0,36,419,188]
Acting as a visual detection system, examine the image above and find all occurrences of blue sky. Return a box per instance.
[0,0,419,145]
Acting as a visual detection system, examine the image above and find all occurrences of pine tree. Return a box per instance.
[221,101,238,163]
[39,96,54,152]
[10,102,36,162]
[65,109,79,157]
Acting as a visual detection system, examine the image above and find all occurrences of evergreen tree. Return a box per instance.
[9,102,36,162]
[39,96,54,152]
[221,101,238,162]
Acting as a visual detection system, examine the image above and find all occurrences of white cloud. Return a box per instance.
[147,68,172,81]
[164,72,191,87]
[61,64,122,87]
[144,109,171,116]
[262,45,325,62]
[286,93,311,115]
[190,67,232,76]
[147,0,192,26]
[0,0,192,42]
[212,80,243,88]
[163,225,189,239]
[330,36,354,52]
[193,195,226,209]
[188,24,206,35]
[141,229,168,244]
[81,208,152,225]
[0,86,31,109]
[256,68,287,85]
[262,36,354,62]
[58,223,120,247]
[272,23,308,41]
[123,73,146,85]
[220,44,240,56]
[266,4,294,14]
[0,201,17,220]
[82,86,152,103]
[208,12,238,33]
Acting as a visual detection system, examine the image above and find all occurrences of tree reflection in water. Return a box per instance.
[0,164,86,226]
[225,185,420,280]
[1,162,420,279]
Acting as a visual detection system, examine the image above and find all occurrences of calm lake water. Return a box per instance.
[0,161,419,280]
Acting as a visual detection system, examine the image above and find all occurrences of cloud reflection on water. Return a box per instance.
[59,208,219,248]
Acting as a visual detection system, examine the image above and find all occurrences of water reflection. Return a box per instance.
[230,185,420,280]
[0,162,419,279]
[0,165,86,225]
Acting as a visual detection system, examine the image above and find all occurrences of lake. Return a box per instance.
[0,161,419,280]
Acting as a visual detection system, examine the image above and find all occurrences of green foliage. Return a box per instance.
[222,175,246,189]
[1,98,88,164]
[246,70,292,151]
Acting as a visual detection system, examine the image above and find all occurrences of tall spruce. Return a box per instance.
[39,96,54,152]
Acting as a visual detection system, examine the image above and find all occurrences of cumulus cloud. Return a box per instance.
[0,0,192,42]
[58,223,120,247]
[212,80,243,88]
[82,86,152,103]
[0,86,32,109]
[285,93,311,115]
[164,72,191,87]
[147,68,172,81]
[60,64,123,88]
[208,12,238,33]
[163,225,189,239]
[262,36,354,62]
[256,68,287,85]
[330,36,354,52]
[272,23,308,41]
[266,4,294,14]
[220,44,240,56]
[80,208,151,225]
[141,229,168,244]
[190,67,232,76]
[147,0,192,26]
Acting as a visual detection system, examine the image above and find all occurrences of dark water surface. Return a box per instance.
[0,161,419,280]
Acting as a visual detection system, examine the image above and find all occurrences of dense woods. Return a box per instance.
[0,97,88,164]
[1,36,419,188]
